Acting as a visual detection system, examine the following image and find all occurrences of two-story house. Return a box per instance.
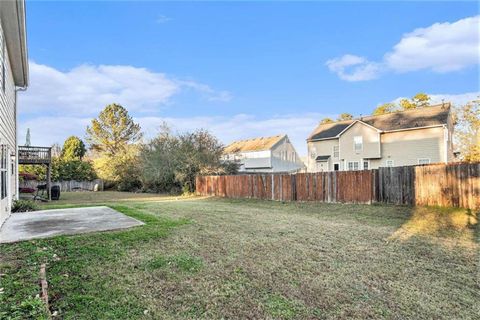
[223,134,305,173]
[306,103,454,172]
[0,0,29,226]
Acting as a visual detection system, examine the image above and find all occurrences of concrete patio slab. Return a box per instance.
[0,206,144,244]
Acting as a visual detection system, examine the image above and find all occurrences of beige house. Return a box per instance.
[0,0,28,226]
[223,134,305,173]
[306,104,454,172]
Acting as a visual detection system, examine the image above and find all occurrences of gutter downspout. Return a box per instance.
[14,86,27,200]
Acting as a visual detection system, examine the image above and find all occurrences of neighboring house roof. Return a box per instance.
[0,0,28,87]
[308,103,451,141]
[224,134,285,153]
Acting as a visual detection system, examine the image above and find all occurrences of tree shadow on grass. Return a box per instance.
[388,206,479,245]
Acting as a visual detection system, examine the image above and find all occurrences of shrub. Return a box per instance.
[12,200,38,212]
[140,127,239,194]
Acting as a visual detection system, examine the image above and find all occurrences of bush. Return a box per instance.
[12,200,38,212]
[140,127,238,194]
[20,158,97,182]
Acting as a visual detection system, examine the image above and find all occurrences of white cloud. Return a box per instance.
[386,16,480,73]
[20,91,477,157]
[156,15,171,24]
[19,61,231,116]
[327,15,480,81]
[326,54,382,81]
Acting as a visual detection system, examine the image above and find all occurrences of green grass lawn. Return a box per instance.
[1,192,478,319]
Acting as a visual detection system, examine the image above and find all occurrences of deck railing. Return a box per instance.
[18,146,52,164]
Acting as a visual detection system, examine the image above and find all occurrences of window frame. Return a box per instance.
[333,145,339,158]
[417,158,431,165]
[363,159,369,170]
[347,161,360,171]
[353,136,363,153]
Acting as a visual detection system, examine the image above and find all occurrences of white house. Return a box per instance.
[223,134,305,173]
[0,0,29,226]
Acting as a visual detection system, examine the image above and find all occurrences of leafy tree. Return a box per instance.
[400,93,431,110]
[86,103,142,156]
[20,158,97,181]
[400,98,416,110]
[320,118,334,124]
[140,126,237,193]
[93,145,141,191]
[454,100,480,162]
[61,136,86,160]
[412,93,431,108]
[373,103,397,116]
[337,113,353,121]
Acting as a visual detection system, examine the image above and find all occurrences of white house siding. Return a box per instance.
[339,122,381,163]
[227,136,304,173]
[0,21,17,226]
[270,137,304,172]
[307,139,339,172]
[307,126,448,172]
[371,127,445,168]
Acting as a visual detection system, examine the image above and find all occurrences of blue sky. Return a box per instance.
[19,1,479,155]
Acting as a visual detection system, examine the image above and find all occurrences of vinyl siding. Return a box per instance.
[270,136,304,172]
[225,136,304,173]
[0,21,17,226]
[307,125,448,172]
[339,122,381,162]
[370,127,445,168]
[306,139,339,172]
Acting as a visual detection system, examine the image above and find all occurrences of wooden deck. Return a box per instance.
[18,146,52,165]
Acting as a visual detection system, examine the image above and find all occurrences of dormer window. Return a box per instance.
[354,136,363,152]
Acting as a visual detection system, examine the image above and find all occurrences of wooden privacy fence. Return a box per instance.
[196,162,480,209]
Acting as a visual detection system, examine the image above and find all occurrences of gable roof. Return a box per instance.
[224,134,285,153]
[308,103,451,141]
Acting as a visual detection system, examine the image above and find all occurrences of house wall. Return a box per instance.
[0,21,17,227]
[306,139,339,172]
[339,122,381,166]
[270,136,304,172]
[306,125,448,172]
[370,126,446,168]
[224,136,304,173]
[446,112,455,162]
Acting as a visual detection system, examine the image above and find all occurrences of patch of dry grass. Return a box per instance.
[3,193,479,319]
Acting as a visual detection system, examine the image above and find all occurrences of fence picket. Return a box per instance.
[196,162,480,209]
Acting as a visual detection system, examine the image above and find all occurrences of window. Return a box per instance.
[1,145,7,200]
[354,136,363,152]
[347,161,360,171]
[386,160,394,167]
[333,145,339,158]
[418,158,430,165]
[363,160,369,170]
[334,163,339,171]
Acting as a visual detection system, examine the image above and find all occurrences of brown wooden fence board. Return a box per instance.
[196,162,480,209]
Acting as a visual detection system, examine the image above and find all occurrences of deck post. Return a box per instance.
[46,163,51,201]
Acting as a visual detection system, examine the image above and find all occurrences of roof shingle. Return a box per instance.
[308,103,451,141]
[224,135,285,153]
